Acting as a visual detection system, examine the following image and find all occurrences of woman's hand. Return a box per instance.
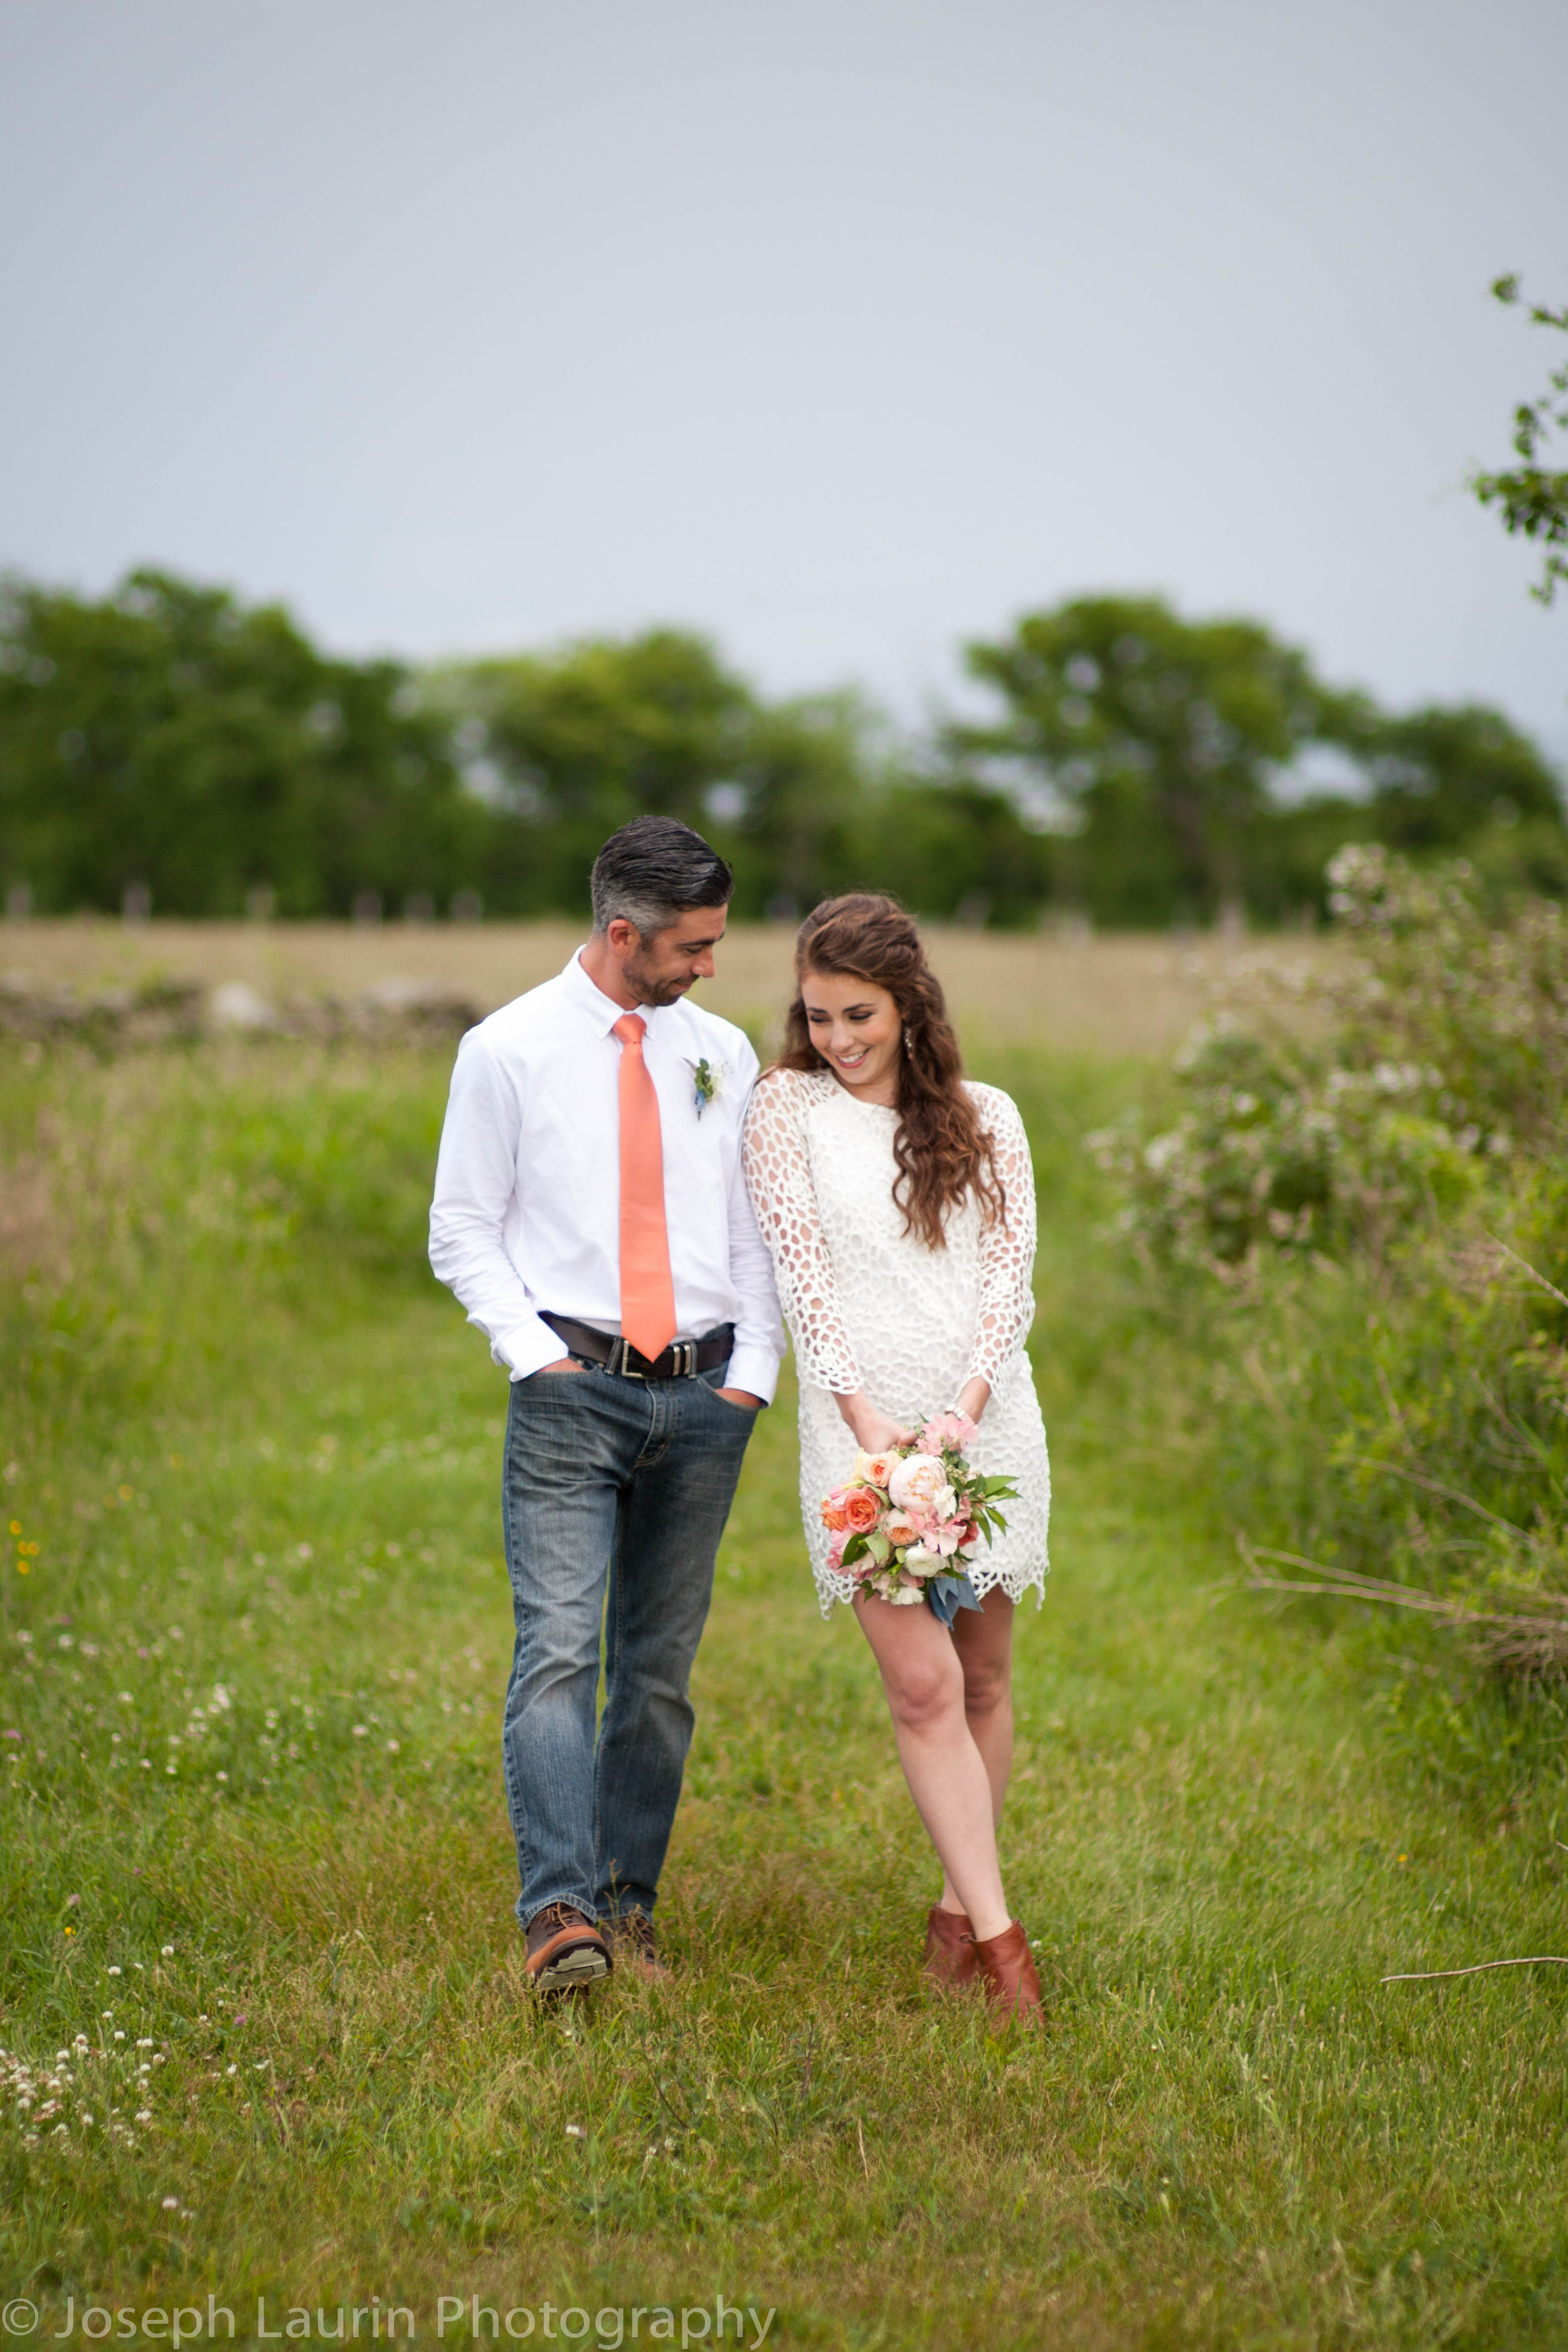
[835,1389,914,1453]
[955,1376,991,1425]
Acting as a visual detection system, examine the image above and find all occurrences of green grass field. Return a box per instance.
[3,1036,1567,2351]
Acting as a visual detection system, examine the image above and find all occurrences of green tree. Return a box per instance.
[429,631,751,916]
[1471,275,1568,607]
[433,635,1052,923]
[955,595,1350,926]
[0,569,482,916]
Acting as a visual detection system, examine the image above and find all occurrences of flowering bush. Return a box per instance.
[1098,847,1568,1703]
[1090,847,1565,1267]
[819,1414,1017,1625]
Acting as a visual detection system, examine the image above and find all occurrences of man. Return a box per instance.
[428,815,784,1994]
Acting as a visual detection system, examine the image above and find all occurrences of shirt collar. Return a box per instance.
[560,948,671,1042]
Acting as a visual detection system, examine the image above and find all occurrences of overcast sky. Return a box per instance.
[3,0,1565,760]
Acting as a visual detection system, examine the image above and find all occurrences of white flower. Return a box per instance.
[887,1453,950,1513]
[686,1057,727,1118]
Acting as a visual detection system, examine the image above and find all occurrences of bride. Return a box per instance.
[743,894,1050,2024]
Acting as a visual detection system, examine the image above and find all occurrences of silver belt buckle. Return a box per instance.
[611,1337,646,1380]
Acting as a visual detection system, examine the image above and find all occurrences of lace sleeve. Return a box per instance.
[741,1073,864,1394]
[964,1086,1037,1391]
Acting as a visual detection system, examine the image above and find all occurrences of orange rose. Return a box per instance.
[820,1496,850,1533]
[843,1488,882,1534]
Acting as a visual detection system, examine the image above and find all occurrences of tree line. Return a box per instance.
[1,566,1562,930]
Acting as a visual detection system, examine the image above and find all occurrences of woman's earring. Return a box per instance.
[903,1028,914,1057]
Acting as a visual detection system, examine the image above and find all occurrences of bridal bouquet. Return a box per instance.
[820,1412,1019,1627]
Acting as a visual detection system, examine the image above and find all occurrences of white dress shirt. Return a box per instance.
[428,950,786,1402]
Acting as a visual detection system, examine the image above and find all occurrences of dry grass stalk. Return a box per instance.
[1382,1957,1568,1984]
[1237,1536,1568,1679]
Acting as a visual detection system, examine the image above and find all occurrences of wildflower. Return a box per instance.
[108,1967,122,1977]
[386,1739,400,1753]
[352,1725,368,1738]
[215,1772,228,1783]
[161,1944,174,1956]
[161,2195,178,2210]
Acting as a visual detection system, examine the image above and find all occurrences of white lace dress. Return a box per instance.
[742,1066,1050,1616]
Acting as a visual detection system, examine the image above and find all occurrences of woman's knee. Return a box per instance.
[884,1652,965,1733]
[961,1653,1012,1720]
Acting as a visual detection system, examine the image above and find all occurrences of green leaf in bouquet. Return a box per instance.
[842,1533,868,1565]
[867,1529,891,1564]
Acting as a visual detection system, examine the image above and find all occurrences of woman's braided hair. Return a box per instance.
[774,893,1007,1250]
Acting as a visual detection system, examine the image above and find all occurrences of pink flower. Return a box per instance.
[825,1527,850,1572]
[884,1509,921,1549]
[842,1488,883,1534]
[920,1412,977,1454]
[820,1491,850,1533]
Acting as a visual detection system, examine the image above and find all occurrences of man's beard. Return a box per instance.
[622,949,692,1008]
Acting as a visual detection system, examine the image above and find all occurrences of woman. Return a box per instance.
[742,894,1050,2023]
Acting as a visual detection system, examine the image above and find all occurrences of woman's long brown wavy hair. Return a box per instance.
[773,893,1006,1250]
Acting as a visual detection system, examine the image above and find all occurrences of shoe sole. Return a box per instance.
[530,1942,612,1995]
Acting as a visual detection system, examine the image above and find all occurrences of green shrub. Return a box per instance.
[1093,850,1568,1720]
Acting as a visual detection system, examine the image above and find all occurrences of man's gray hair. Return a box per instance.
[589,815,734,938]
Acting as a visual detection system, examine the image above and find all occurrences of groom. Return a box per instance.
[428,817,784,1993]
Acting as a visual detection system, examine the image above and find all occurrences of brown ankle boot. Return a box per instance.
[970,1922,1044,2025]
[923,1904,979,1988]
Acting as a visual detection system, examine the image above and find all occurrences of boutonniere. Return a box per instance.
[687,1056,726,1118]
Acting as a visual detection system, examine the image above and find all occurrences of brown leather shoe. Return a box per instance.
[924,1904,980,1988]
[603,1909,669,1980]
[525,1903,611,1995]
[970,1922,1044,2026]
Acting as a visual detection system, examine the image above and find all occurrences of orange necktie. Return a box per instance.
[612,1013,677,1364]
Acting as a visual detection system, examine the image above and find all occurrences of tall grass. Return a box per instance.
[4,1029,1568,2347]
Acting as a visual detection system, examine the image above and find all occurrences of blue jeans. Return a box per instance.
[499,1359,758,1931]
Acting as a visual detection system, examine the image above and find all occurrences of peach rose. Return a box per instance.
[884,1509,921,1549]
[853,1449,899,1491]
[842,1487,883,1534]
[820,1492,850,1533]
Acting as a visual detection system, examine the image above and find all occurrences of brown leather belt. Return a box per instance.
[540,1313,734,1381]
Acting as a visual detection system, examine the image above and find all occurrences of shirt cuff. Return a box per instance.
[723,1342,781,1406]
[492,1317,573,1380]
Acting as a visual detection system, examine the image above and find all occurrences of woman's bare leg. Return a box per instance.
[934,1589,1016,1914]
[853,1594,1012,1942]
